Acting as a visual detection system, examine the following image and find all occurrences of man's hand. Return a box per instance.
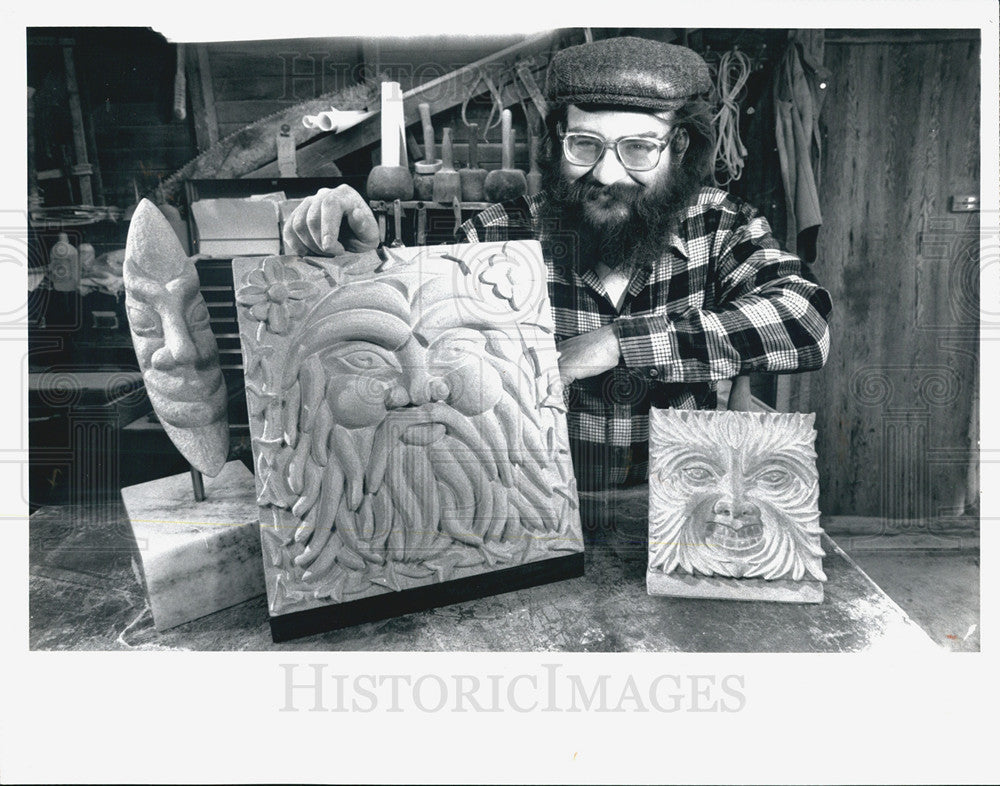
[556,324,622,385]
[283,185,381,256]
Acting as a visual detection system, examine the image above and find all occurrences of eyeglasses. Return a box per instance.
[559,129,675,172]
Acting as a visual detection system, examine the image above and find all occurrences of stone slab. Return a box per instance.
[646,570,824,603]
[121,461,264,631]
[647,409,827,599]
[232,245,584,641]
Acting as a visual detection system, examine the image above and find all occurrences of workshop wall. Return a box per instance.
[29,28,199,211]
[788,29,980,526]
[207,38,364,139]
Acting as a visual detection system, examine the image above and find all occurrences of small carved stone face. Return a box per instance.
[649,410,825,582]
[123,199,228,477]
[126,269,226,428]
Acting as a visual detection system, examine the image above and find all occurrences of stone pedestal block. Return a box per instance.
[122,461,264,630]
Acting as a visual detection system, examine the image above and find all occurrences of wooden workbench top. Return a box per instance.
[29,500,936,652]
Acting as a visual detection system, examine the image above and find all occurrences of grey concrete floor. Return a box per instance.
[838,547,980,651]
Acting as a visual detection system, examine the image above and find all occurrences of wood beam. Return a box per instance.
[248,30,561,178]
[61,41,93,205]
[186,44,220,152]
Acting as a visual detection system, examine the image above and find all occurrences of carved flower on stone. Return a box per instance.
[478,252,531,310]
[236,258,316,334]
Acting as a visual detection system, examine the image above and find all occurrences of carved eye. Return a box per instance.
[758,468,790,486]
[127,305,161,337]
[430,338,479,366]
[682,465,714,483]
[436,344,466,361]
[186,299,211,329]
[338,350,394,372]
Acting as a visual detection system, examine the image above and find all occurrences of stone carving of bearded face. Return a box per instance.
[123,199,228,476]
[235,242,582,615]
[648,409,825,583]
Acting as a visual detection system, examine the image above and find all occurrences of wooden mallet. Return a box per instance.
[460,122,488,202]
[366,82,413,202]
[433,127,461,204]
[413,102,441,201]
[484,109,527,203]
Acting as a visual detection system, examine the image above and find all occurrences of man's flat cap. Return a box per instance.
[545,36,712,111]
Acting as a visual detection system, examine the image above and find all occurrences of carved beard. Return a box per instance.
[278,361,564,579]
[648,411,826,582]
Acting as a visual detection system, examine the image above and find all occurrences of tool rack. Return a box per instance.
[369,198,495,246]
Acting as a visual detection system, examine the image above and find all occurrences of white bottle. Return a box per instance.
[48,232,80,292]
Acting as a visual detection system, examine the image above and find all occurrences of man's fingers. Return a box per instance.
[282,226,309,256]
[288,202,318,254]
[344,206,380,250]
[318,194,345,251]
[336,185,380,250]
[306,197,336,253]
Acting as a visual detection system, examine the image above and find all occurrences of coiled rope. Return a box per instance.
[711,48,752,187]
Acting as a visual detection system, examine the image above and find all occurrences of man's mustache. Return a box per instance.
[560,176,645,207]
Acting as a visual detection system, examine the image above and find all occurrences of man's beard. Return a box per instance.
[540,149,704,275]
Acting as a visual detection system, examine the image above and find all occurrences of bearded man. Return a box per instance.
[283,36,832,494]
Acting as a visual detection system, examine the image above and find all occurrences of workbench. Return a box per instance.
[29,498,937,652]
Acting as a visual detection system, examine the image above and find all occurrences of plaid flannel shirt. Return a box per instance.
[459,186,832,490]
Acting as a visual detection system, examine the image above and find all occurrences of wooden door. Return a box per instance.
[788,30,980,528]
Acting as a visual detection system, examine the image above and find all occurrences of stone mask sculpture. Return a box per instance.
[648,409,825,601]
[233,241,583,637]
[123,199,229,476]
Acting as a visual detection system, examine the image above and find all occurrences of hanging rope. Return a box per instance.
[710,48,752,187]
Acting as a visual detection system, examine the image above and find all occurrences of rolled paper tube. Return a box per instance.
[302,111,336,131]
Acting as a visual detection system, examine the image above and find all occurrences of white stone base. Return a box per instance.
[122,461,264,630]
[647,569,824,604]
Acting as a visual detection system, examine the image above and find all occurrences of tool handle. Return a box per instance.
[500,109,514,170]
[527,112,540,175]
[468,123,480,169]
[380,82,403,168]
[441,127,454,171]
[419,102,436,163]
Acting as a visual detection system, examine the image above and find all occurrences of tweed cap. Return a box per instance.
[545,36,712,111]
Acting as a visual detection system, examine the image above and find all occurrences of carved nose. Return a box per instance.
[151,334,197,369]
[428,377,449,402]
[151,315,197,370]
[384,375,449,409]
[406,371,431,406]
[712,498,760,528]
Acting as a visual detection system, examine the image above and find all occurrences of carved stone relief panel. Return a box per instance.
[647,409,826,602]
[123,199,229,476]
[233,241,583,628]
